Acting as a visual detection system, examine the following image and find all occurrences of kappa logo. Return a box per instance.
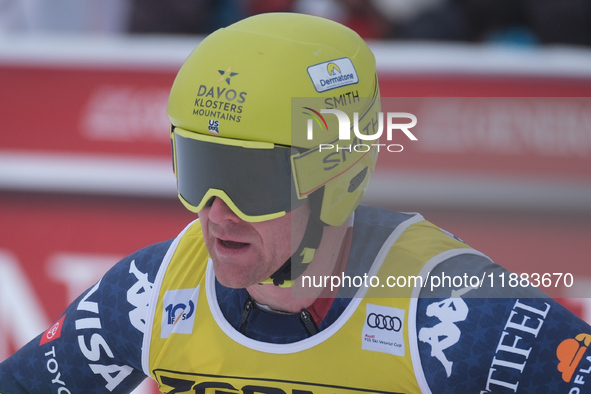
[127,260,153,333]
[419,287,474,377]
[161,287,200,338]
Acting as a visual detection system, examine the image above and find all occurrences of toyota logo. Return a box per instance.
[367,313,402,331]
[46,322,60,340]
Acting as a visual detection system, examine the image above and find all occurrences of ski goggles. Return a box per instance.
[171,127,305,222]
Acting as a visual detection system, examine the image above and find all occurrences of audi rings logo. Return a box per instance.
[362,305,405,356]
[367,313,402,331]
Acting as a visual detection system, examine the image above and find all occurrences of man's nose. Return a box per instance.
[206,197,242,224]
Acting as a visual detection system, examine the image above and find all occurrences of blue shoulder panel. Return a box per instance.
[417,254,591,393]
[0,240,172,393]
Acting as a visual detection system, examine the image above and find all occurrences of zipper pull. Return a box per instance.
[239,299,253,334]
[300,309,319,336]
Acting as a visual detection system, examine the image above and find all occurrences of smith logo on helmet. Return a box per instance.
[307,58,359,93]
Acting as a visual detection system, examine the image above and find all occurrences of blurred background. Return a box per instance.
[1,1,590,392]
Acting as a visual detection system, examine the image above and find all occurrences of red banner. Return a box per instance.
[1,39,590,393]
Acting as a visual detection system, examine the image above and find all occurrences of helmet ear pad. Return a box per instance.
[317,147,378,226]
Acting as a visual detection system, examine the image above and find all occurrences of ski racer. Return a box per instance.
[1,12,590,394]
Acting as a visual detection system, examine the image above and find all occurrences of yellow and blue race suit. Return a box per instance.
[1,205,589,393]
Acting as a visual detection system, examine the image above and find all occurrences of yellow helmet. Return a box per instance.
[168,12,381,227]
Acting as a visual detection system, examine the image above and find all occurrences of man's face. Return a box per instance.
[199,197,309,288]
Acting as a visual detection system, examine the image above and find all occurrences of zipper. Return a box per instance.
[239,298,253,334]
[300,309,319,336]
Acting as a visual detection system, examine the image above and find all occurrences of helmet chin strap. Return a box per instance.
[261,189,325,287]
[266,216,324,287]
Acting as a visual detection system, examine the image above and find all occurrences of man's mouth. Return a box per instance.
[219,239,249,249]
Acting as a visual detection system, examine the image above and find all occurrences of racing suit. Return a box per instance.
[1,205,589,393]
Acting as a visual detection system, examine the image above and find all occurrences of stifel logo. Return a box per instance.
[557,333,591,382]
[39,314,66,346]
